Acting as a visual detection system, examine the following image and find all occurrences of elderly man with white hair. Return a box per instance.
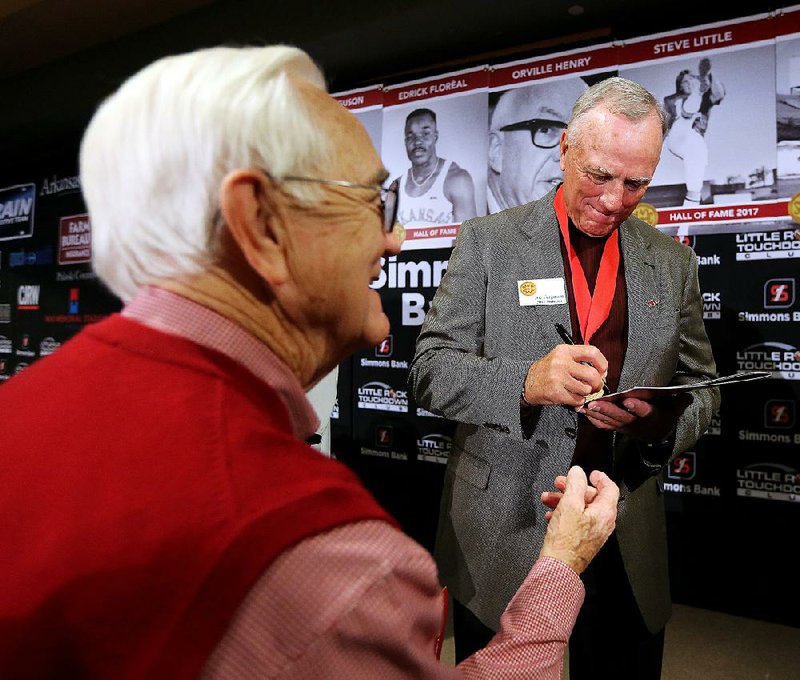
[0,45,618,678]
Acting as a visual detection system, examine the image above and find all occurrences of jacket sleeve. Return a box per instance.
[625,246,720,486]
[669,249,720,454]
[409,218,534,441]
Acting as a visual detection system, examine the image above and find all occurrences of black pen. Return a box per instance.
[554,323,610,395]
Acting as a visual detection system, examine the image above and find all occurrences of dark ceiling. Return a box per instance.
[0,0,792,163]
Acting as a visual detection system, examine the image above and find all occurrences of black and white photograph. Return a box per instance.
[381,77,488,238]
[627,44,777,209]
[776,33,800,199]
[487,75,610,213]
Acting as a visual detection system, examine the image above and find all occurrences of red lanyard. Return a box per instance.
[553,185,620,344]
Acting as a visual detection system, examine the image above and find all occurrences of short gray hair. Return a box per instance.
[80,45,328,302]
[567,76,668,143]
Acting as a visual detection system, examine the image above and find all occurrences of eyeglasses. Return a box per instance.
[498,118,567,149]
[280,175,399,234]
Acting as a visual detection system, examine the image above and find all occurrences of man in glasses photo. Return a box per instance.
[487,78,588,212]
[396,107,479,227]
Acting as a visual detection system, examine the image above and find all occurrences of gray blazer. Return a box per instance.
[409,187,720,633]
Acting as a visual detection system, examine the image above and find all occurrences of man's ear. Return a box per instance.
[559,130,569,173]
[488,131,503,174]
[219,170,289,286]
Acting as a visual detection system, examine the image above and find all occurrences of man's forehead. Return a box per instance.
[406,114,436,128]
[494,82,584,127]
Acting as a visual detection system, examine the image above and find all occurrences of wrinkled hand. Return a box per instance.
[539,466,619,575]
[577,393,692,442]
[523,345,608,408]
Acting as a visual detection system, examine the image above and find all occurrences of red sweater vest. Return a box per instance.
[0,315,394,678]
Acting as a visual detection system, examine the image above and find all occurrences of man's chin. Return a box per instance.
[580,220,619,238]
[362,314,391,350]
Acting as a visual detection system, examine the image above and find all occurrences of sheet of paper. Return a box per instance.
[587,371,771,404]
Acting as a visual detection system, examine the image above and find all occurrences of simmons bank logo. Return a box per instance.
[664,452,721,497]
[360,334,409,369]
[739,399,798,446]
[0,183,35,241]
[738,278,799,322]
[416,433,452,464]
[667,452,696,481]
[737,278,799,322]
[737,462,800,503]
[671,234,721,265]
[764,278,795,308]
[370,254,448,326]
[375,425,393,448]
[765,399,795,429]
[375,335,393,357]
[356,381,409,412]
[360,425,409,461]
[737,342,800,380]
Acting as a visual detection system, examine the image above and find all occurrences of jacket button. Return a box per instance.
[565,427,577,439]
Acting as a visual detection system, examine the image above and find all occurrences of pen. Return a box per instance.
[554,323,610,395]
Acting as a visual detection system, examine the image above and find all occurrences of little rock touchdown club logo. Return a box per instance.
[356,381,409,412]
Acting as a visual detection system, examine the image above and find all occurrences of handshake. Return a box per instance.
[539,465,619,574]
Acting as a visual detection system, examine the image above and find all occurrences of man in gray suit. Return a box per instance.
[410,77,719,679]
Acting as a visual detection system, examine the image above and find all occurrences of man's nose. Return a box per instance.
[384,228,403,256]
[598,182,624,212]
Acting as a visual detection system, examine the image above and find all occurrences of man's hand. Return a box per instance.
[577,393,692,442]
[523,345,608,408]
[539,466,619,574]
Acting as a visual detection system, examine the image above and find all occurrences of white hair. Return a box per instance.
[80,45,329,301]
[567,76,668,145]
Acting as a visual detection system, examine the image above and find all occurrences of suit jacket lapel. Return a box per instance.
[619,219,661,390]
[517,189,572,341]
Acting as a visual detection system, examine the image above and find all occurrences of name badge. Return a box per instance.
[517,277,567,306]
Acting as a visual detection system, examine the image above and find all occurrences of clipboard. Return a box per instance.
[586,370,771,404]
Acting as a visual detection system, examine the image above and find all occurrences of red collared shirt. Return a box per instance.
[126,286,583,679]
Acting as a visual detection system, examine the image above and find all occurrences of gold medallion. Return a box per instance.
[789,193,800,224]
[519,281,537,296]
[584,389,605,404]
[633,202,659,227]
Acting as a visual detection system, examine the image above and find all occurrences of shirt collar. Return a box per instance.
[122,286,320,441]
